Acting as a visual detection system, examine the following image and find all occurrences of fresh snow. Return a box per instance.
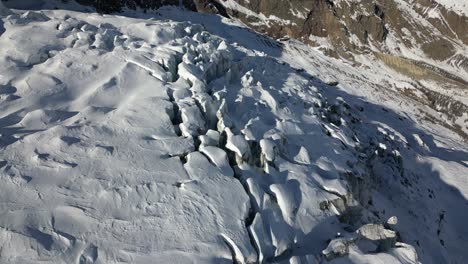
[0,2,467,264]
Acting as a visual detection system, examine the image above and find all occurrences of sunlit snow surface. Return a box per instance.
[0,2,467,264]
[433,0,468,16]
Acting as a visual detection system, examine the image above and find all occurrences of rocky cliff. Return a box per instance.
[74,0,228,15]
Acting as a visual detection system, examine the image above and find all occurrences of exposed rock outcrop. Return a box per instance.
[75,0,227,15]
[323,221,400,260]
[357,223,397,252]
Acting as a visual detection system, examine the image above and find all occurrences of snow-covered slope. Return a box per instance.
[434,0,468,16]
[0,2,467,264]
[216,0,468,143]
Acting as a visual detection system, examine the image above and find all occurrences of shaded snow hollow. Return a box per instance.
[0,3,467,264]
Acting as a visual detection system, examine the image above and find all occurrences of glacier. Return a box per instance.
[0,2,467,264]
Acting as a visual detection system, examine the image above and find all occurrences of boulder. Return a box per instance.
[357,223,397,252]
[322,238,351,260]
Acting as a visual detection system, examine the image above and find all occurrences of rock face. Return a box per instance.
[75,0,191,12]
[75,0,227,15]
[219,0,467,60]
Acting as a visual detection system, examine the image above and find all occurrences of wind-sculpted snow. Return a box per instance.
[0,9,256,263]
[0,4,466,264]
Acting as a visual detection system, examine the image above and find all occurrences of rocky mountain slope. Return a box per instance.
[216,0,468,140]
[45,0,468,140]
[0,1,467,264]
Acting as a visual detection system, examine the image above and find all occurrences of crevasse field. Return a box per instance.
[0,2,467,264]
